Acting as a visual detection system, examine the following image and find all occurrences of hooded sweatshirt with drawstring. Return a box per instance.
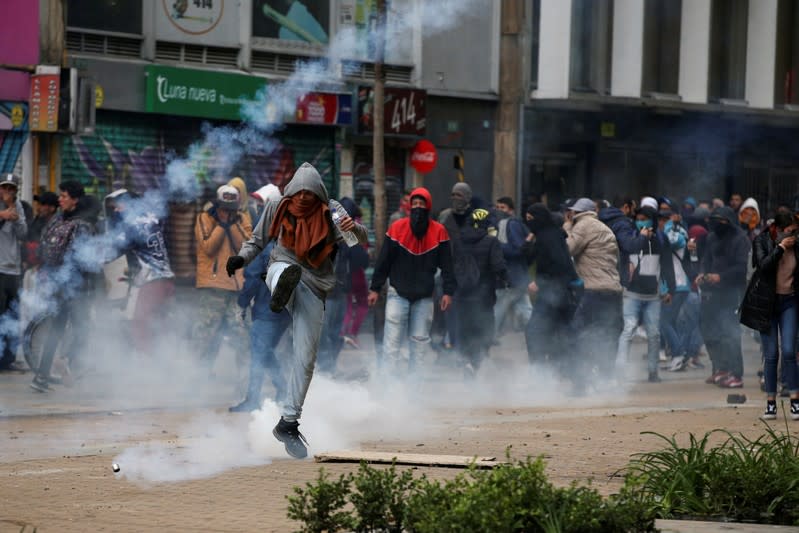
[701,206,751,293]
[370,187,456,302]
[238,163,367,299]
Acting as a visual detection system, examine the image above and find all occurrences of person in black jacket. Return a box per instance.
[697,206,751,388]
[369,187,455,377]
[740,211,799,420]
[452,208,508,376]
[523,204,580,375]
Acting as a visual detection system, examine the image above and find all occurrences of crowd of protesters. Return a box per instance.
[2,163,799,457]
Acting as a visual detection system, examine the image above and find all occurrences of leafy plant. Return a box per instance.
[286,468,354,533]
[289,452,657,532]
[349,462,415,532]
[626,422,799,525]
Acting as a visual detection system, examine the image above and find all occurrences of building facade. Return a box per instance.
[507,0,799,213]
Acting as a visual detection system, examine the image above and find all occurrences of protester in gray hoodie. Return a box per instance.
[227,163,367,459]
[0,174,27,370]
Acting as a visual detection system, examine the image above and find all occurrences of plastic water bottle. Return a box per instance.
[689,238,698,262]
[331,204,359,247]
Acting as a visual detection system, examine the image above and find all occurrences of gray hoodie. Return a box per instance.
[238,163,367,298]
[0,198,28,275]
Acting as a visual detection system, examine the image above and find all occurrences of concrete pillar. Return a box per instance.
[21,137,34,202]
[679,0,712,103]
[339,146,354,198]
[39,0,65,65]
[610,0,644,97]
[534,0,572,99]
[493,0,525,202]
[745,0,778,108]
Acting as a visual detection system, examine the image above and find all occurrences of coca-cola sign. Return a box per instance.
[410,139,437,174]
[358,86,426,135]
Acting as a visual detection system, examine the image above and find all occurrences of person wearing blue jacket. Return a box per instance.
[493,197,531,340]
[229,241,290,412]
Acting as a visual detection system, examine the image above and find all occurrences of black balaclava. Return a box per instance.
[410,200,429,238]
[526,203,554,234]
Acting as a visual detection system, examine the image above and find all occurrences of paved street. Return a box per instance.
[0,333,786,532]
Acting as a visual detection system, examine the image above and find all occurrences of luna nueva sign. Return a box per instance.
[145,65,267,120]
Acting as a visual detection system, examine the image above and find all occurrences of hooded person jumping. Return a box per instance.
[226,163,367,459]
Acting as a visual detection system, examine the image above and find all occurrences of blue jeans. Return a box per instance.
[678,292,703,356]
[382,286,434,374]
[247,313,290,403]
[267,262,325,422]
[617,294,661,374]
[761,294,798,396]
[317,292,347,374]
[494,286,532,337]
[660,291,688,356]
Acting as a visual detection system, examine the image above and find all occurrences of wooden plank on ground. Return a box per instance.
[314,451,503,469]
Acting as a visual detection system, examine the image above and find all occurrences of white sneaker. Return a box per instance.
[668,356,687,372]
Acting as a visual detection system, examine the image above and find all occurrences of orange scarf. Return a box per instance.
[268,194,335,268]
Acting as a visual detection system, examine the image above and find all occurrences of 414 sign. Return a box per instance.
[358,87,426,136]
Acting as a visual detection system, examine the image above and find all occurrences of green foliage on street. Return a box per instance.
[626,420,799,525]
[288,421,799,531]
[286,452,657,533]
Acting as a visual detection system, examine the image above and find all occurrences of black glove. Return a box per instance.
[226,255,245,277]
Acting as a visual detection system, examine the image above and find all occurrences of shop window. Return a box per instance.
[530,0,541,90]
[67,0,142,35]
[775,0,799,105]
[642,0,681,96]
[570,0,613,94]
[708,0,748,102]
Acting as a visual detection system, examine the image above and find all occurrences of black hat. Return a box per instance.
[34,191,59,207]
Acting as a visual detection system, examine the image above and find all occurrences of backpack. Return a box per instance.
[497,217,530,245]
[38,217,80,267]
[453,252,481,291]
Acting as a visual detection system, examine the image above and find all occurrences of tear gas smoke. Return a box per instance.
[3,0,621,486]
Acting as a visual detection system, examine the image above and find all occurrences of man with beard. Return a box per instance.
[697,206,750,388]
[524,204,580,372]
[369,187,455,376]
[227,163,367,459]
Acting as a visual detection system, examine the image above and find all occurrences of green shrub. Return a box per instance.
[287,454,657,532]
[286,468,354,533]
[626,423,799,525]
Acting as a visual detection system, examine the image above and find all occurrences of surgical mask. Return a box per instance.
[410,207,429,238]
[635,220,652,231]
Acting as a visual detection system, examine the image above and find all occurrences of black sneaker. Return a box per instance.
[30,375,51,393]
[762,401,777,421]
[272,417,308,459]
[228,398,259,413]
[648,372,661,383]
[791,401,799,421]
[270,265,302,313]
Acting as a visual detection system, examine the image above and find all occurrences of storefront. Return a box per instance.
[61,62,348,278]
[350,86,428,230]
[521,105,799,214]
